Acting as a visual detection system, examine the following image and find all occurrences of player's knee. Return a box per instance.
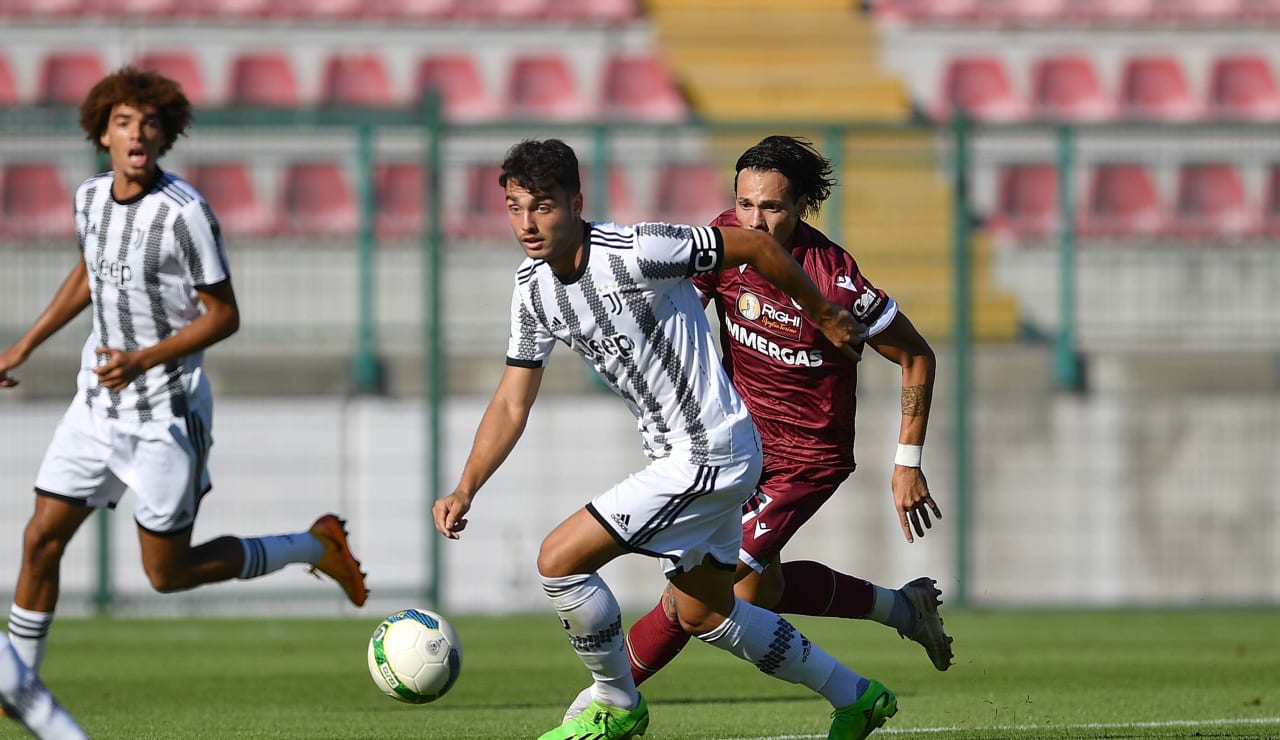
[676,607,724,637]
[21,522,71,568]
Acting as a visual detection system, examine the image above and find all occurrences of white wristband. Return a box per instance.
[895,444,923,468]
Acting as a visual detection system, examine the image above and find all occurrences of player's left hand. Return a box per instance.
[813,303,865,362]
[892,465,942,543]
[93,347,146,392]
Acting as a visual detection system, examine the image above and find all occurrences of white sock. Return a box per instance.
[237,532,325,580]
[0,635,88,740]
[541,573,638,712]
[698,599,865,707]
[7,604,53,673]
[867,585,898,625]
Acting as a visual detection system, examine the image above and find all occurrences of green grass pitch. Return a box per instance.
[5,609,1277,739]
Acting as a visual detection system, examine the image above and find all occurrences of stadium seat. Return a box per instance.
[582,165,640,226]
[38,52,106,106]
[1080,163,1167,238]
[1079,0,1160,22]
[132,52,207,106]
[599,54,688,122]
[971,0,1070,24]
[455,0,547,20]
[654,162,728,226]
[380,0,456,19]
[449,164,509,239]
[1207,54,1280,120]
[374,162,427,240]
[321,54,395,108]
[0,163,74,240]
[1119,55,1202,120]
[414,55,500,122]
[185,162,275,238]
[506,54,595,121]
[987,163,1061,242]
[543,0,639,23]
[0,55,18,106]
[1030,54,1115,122]
[270,0,364,17]
[1162,0,1250,21]
[100,0,181,15]
[278,162,358,237]
[1173,162,1254,239]
[228,53,300,108]
[1265,164,1280,237]
[9,0,86,15]
[934,55,1027,122]
[191,0,272,15]
[881,0,981,22]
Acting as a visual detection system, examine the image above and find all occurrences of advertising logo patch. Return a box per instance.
[735,290,802,340]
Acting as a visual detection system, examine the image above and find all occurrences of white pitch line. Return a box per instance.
[710,715,1280,740]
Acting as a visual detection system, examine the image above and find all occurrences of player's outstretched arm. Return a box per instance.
[869,311,940,542]
[0,262,92,388]
[718,226,864,359]
[433,364,544,539]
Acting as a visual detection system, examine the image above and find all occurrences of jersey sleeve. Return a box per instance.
[834,251,898,338]
[176,199,231,289]
[505,283,555,368]
[632,222,724,285]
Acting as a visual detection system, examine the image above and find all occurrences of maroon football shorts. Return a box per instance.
[738,452,856,572]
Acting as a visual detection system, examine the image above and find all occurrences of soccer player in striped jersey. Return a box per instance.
[605,136,954,698]
[0,67,369,682]
[432,138,896,740]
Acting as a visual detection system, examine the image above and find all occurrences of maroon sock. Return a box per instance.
[774,560,876,619]
[626,601,691,686]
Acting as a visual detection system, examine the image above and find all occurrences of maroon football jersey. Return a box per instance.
[694,209,897,466]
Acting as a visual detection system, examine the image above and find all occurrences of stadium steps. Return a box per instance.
[647,2,909,122]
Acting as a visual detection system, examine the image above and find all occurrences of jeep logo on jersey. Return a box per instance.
[572,333,636,363]
[95,257,133,287]
[736,290,802,340]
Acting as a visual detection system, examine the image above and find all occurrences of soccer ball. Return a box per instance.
[367,608,463,704]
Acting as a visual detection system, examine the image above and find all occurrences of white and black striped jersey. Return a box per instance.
[506,221,759,467]
[72,170,230,422]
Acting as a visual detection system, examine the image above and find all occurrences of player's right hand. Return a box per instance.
[432,491,472,540]
[0,347,24,388]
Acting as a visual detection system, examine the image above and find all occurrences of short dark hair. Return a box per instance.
[734,135,835,219]
[498,138,581,197]
[79,66,193,156]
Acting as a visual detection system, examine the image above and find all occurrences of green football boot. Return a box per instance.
[828,680,898,740]
[538,695,649,740]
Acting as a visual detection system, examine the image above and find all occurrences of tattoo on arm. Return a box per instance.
[902,385,930,417]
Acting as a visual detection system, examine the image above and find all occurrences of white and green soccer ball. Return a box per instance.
[367,608,463,704]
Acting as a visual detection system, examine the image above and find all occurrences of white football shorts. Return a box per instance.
[587,454,762,577]
[34,386,213,535]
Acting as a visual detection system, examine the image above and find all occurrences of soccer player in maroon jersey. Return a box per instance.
[567,136,952,723]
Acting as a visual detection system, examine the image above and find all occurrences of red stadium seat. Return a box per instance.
[185,162,275,238]
[38,52,106,106]
[1079,0,1160,22]
[582,165,640,226]
[449,164,509,239]
[0,55,18,106]
[1173,163,1254,239]
[1080,163,1167,238]
[654,162,729,227]
[191,0,271,15]
[279,162,358,237]
[374,163,427,240]
[1207,54,1280,120]
[973,0,1070,23]
[1030,54,1115,122]
[100,0,180,15]
[600,54,688,122]
[0,163,74,240]
[228,53,300,108]
[987,163,1061,242]
[543,0,639,23]
[882,0,981,22]
[1160,0,1250,20]
[506,54,595,121]
[1265,164,1280,237]
[270,0,364,17]
[133,52,207,106]
[414,55,500,122]
[322,54,395,108]
[455,0,546,20]
[1119,55,1201,120]
[10,0,86,15]
[380,0,456,19]
[934,55,1027,122]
